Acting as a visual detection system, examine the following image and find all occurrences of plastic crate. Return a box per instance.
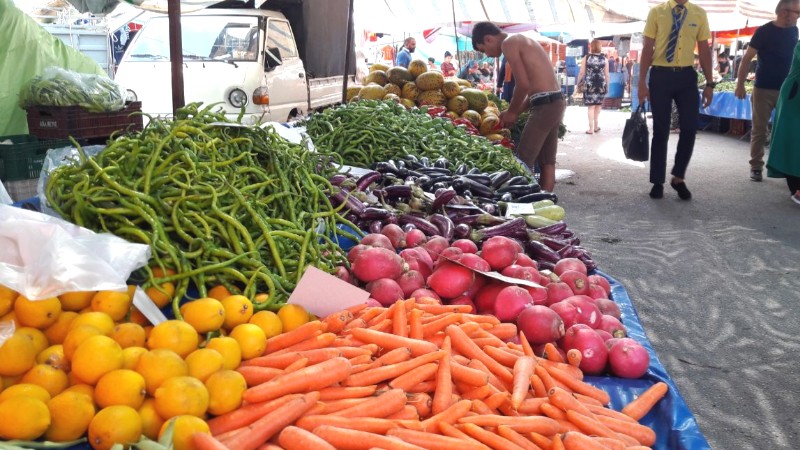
[0,134,71,182]
[25,101,143,140]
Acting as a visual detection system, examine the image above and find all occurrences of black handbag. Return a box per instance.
[622,106,650,162]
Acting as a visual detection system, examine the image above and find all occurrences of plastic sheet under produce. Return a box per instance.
[591,271,712,450]
[0,204,150,302]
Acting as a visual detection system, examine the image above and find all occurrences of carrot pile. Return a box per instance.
[195,298,669,450]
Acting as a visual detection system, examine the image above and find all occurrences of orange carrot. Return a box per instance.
[331,388,407,418]
[408,308,424,340]
[191,433,232,450]
[317,385,377,401]
[283,357,309,373]
[530,374,547,398]
[484,391,509,410]
[590,437,628,450]
[366,304,393,326]
[343,318,368,332]
[221,392,318,450]
[339,346,375,358]
[311,425,425,450]
[511,356,536,409]
[517,397,548,415]
[417,303,473,314]
[344,350,445,387]
[539,359,583,380]
[548,386,594,417]
[461,384,494,401]
[470,337,506,348]
[431,336,453,415]
[497,425,544,450]
[561,431,614,450]
[528,432,553,450]
[296,415,400,434]
[482,344,519,368]
[346,303,369,315]
[415,296,441,305]
[236,366,284,386]
[447,325,513,383]
[406,380,437,394]
[459,321,483,336]
[551,433,566,450]
[242,348,343,369]
[543,343,565,363]
[540,402,569,421]
[406,392,431,418]
[566,349,582,367]
[534,364,557,393]
[459,415,561,435]
[255,444,284,450]
[322,310,354,334]
[547,365,610,405]
[461,423,527,450]
[565,410,635,444]
[461,313,501,325]
[243,357,352,403]
[470,398,498,415]
[419,399,472,433]
[595,415,656,446]
[519,331,536,357]
[388,363,438,391]
[392,300,408,337]
[386,427,489,450]
[304,398,369,416]
[436,422,489,448]
[574,393,605,407]
[349,354,374,365]
[368,318,393,332]
[467,359,509,392]
[208,394,304,435]
[356,307,383,323]
[621,382,668,420]
[422,313,464,337]
[350,328,439,356]
[264,321,324,354]
[485,322,518,340]
[585,404,637,423]
[277,426,336,450]
[385,404,419,420]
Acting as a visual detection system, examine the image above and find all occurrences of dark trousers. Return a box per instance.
[648,67,700,184]
[787,176,800,194]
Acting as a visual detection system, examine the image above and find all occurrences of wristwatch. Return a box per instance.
[704,82,716,89]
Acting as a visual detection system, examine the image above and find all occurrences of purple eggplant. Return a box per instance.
[368,220,384,234]
[428,213,455,241]
[432,188,457,211]
[372,161,399,175]
[361,207,392,221]
[526,240,561,264]
[330,189,366,216]
[538,261,556,271]
[557,246,579,258]
[402,223,417,232]
[356,171,382,191]
[329,174,348,186]
[470,217,527,242]
[454,223,471,239]
[453,214,507,227]
[535,222,568,236]
[382,185,413,200]
[399,214,440,236]
[542,237,570,251]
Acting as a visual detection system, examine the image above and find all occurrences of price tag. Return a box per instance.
[505,202,536,218]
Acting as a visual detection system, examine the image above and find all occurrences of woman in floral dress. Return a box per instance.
[577,39,609,134]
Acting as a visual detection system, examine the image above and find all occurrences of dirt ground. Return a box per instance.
[555,105,800,450]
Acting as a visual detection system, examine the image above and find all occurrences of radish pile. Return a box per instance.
[338,229,650,379]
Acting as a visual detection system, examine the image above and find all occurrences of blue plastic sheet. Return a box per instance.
[699,90,752,120]
[590,270,711,450]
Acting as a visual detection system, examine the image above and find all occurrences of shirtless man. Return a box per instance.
[471,22,565,192]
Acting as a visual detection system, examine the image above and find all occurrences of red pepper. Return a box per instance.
[425,106,448,117]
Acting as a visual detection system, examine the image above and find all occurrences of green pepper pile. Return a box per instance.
[45,103,356,315]
[303,100,532,178]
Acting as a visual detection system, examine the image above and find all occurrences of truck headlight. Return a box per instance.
[228,89,248,108]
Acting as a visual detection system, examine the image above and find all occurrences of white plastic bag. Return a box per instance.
[0,204,150,301]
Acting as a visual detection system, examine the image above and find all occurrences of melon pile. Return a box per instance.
[349,61,509,141]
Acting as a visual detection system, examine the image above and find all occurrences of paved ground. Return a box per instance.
[555,105,800,450]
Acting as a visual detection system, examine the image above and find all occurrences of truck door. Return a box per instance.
[263,18,308,122]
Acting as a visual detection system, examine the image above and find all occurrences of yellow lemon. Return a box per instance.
[277,303,309,332]
[63,383,94,400]
[0,396,51,440]
[63,325,104,361]
[207,285,232,301]
[134,348,188,395]
[0,310,17,327]
[153,376,209,419]
[220,295,253,330]
[147,320,199,358]
[88,405,142,450]
[20,364,69,397]
[204,336,242,370]
[37,344,70,372]
[229,323,266,360]
[14,295,62,329]
[145,283,176,309]
[90,290,132,322]
[121,346,148,370]
[95,369,147,409]
[249,310,283,339]
[58,291,96,312]
[252,292,270,305]
[71,335,123,385]
[185,348,224,382]
[15,327,50,356]
[45,390,96,442]
[138,398,165,440]
[0,284,17,316]
[43,311,78,345]
[129,307,151,326]
[180,298,225,333]
[110,322,146,349]
[205,369,247,416]
[68,311,115,336]
[159,415,210,450]
[0,383,51,403]
[0,333,37,376]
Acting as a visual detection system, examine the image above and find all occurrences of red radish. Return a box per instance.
[474,282,506,316]
[608,338,650,379]
[588,274,611,296]
[427,262,474,299]
[560,324,592,349]
[605,337,622,350]
[351,247,404,282]
[480,236,519,270]
[554,257,587,276]
[594,298,622,320]
[380,224,406,249]
[462,275,487,299]
[537,274,551,287]
[437,247,464,264]
[524,285,548,306]
[494,286,533,322]
[365,298,382,307]
[540,270,560,283]
[366,278,405,306]
[347,244,370,265]
[405,229,427,247]
[500,265,540,284]
[423,236,450,261]
[514,253,538,269]
[447,296,476,313]
[396,270,425,298]
[597,315,626,338]
[360,233,394,250]
[562,326,608,375]
[333,266,351,284]
[550,301,581,329]
[564,295,601,328]
[559,270,590,295]
[409,288,440,302]
[452,239,478,254]
[595,329,613,342]
[400,248,432,278]
[517,305,565,345]
[511,239,524,253]
[587,283,608,300]
[458,253,491,272]
[545,282,573,306]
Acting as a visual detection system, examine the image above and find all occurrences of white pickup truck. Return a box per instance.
[115,3,354,123]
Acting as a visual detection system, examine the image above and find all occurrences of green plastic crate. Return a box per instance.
[0,135,70,182]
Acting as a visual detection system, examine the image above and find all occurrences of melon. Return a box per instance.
[485,134,505,141]
[346,86,362,102]
[454,78,472,87]
[408,60,428,79]
[497,129,511,138]
[359,84,387,100]
[370,63,390,73]
[460,88,489,112]
[400,98,416,109]
[387,67,413,86]
[349,95,360,103]
[401,82,420,101]
[415,72,444,91]
[442,80,461,99]
[417,90,446,107]
[384,93,400,102]
[364,70,389,86]
[384,83,402,96]
[480,115,500,136]
[461,110,481,127]
[446,111,460,120]
[446,95,469,115]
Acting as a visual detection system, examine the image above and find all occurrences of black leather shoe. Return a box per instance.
[750,170,763,182]
[649,184,663,199]
[670,180,692,200]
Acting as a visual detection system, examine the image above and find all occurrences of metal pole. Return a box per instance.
[341,0,355,104]
[451,0,461,67]
[167,0,185,113]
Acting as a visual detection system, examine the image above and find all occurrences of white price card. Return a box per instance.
[505,202,536,218]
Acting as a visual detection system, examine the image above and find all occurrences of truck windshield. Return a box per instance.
[127,16,260,62]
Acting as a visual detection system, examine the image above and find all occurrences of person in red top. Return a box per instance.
[440,51,457,77]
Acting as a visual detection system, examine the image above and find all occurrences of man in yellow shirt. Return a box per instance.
[638,0,715,200]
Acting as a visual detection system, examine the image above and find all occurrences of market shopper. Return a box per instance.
[577,39,609,134]
[638,0,714,200]
[472,21,565,192]
[396,37,416,68]
[735,0,800,182]
[767,41,800,204]
[440,51,457,77]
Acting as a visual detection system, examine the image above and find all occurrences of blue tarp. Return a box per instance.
[699,91,752,120]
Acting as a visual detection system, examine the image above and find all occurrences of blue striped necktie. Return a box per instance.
[666,5,687,63]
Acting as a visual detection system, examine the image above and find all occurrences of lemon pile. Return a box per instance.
[0,283,310,450]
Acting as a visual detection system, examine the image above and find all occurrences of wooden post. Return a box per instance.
[341,0,355,104]
[167,0,185,113]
